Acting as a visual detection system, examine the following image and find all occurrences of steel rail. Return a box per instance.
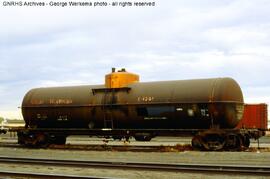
[0,156,269,176]
[0,170,112,179]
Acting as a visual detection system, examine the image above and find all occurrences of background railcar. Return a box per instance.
[236,103,268,130]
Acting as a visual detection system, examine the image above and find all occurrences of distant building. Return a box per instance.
[1,119,25,129]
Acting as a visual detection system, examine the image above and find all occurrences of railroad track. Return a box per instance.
[0,156,269,177]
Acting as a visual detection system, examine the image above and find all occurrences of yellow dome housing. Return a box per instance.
[105,68,139,88]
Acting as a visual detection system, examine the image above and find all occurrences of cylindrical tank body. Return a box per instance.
[21,77,244,129]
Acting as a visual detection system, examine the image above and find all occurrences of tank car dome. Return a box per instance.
[105,68,139,88]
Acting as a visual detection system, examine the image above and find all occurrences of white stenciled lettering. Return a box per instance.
[49,99,73,105]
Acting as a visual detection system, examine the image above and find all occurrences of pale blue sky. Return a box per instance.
[0,0,269,119]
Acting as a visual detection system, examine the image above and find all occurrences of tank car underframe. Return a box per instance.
[190,128,261,151]
[11,128,265,151]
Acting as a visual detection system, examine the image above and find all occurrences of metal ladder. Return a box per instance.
[103,90,114,129]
